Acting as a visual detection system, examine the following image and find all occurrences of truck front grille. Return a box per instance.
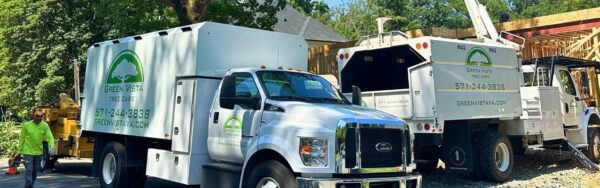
[360,128,404,168]
[344,127,410,169]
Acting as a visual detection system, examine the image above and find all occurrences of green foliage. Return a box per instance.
[510,0,600,19]
[0,0,178,116]
[205,0,285,30]
[1,0,600,115]
[288,0,332,24]
[324,0,600,40]
[326,0,392,40]
[0,121,20,157]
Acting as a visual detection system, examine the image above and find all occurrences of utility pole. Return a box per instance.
[72,59,81,106]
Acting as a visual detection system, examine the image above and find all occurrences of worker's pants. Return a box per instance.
[23,154,42,188]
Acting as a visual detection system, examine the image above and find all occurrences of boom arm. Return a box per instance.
[464,0,523,50]
[464,0,499,41]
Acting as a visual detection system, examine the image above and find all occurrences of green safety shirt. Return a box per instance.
[18,120,54,155]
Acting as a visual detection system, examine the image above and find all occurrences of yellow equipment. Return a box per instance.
[40,93,94,159]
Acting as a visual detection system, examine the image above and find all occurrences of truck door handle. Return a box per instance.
[565,103,569,113]
[213,112,219,124]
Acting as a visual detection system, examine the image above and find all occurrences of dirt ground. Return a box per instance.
[1,150,599,187]
[423,150,600,187]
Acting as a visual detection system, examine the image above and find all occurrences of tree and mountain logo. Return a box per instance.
[224,116,242,129]
[106,50,144,84]
[465,47,492,67]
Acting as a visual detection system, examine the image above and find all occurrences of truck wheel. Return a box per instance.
[479,131,513,182]
[99,142,130,188]
[246,160,297,188]
[586,128,600,163]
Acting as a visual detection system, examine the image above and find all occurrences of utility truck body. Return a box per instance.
[81,22,421,188]
[337,0,600,182]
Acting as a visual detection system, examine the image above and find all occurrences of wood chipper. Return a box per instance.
[38,93,94,172]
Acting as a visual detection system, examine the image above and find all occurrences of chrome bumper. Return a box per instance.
[296,174,422,188]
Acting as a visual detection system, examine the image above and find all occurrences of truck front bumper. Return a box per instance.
[296,174,422,188]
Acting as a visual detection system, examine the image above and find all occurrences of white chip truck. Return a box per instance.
[80,22,421,188]
[336,0,600,182]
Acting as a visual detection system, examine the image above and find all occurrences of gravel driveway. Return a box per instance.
[423,150,600,187]
[1,150,599,187]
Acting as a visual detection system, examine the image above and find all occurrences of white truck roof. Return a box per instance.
[81,22,308,139]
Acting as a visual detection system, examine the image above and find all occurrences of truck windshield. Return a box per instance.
[256,71,349,104]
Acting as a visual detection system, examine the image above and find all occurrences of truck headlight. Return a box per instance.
[299,137,328,167]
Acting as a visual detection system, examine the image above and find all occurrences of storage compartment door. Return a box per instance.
[172,79,196,153]
[146,148,210,185]
[410,65,435,118]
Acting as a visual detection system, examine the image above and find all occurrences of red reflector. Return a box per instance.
[424,123,430,130]
[344,53,349,59]
[416,43,422,50]
[339,54,344,60]
[423,42,429,49]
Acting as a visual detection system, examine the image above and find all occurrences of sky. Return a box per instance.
[324,0,353,8]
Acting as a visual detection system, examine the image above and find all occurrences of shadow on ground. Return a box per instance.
[0,158,190,188]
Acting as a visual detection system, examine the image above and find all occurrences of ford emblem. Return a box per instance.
[375,142,393,152]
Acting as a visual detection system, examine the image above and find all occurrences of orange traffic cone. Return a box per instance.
[5,156,21,175]
[6,166,19,175]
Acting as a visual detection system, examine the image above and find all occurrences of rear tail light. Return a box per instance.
[424,123,430,131]
[423,42,429,49]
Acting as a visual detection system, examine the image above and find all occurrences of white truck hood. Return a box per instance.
[264,100,406,130]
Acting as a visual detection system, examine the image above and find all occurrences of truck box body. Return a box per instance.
[340,37,522,122]
[81,22,307,140]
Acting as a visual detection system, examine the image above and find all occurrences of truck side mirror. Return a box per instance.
[352,85,362,106]
[219,76,237,109]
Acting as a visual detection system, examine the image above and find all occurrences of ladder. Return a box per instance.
[562,140,600,171]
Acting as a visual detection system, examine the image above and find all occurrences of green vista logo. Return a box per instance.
[465,47,492,67]
[224,116,242,129]
[106,50,144,84]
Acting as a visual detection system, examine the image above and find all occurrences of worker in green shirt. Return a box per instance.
[17,111,54,188]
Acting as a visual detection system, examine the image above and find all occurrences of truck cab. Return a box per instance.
[521,56,600,162]
[82,22,421,188]
[144,67,422,187]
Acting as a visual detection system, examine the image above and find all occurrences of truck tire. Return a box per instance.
[99,142,131,188]
[479,131,513,182]
[586,128,600,163]
[246,160,297,188]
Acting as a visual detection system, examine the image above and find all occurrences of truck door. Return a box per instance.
[556,68,583,126]
[172,79,196,153]
[208,72,263,163]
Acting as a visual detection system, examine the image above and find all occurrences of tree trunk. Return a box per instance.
[158,0,210,26]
